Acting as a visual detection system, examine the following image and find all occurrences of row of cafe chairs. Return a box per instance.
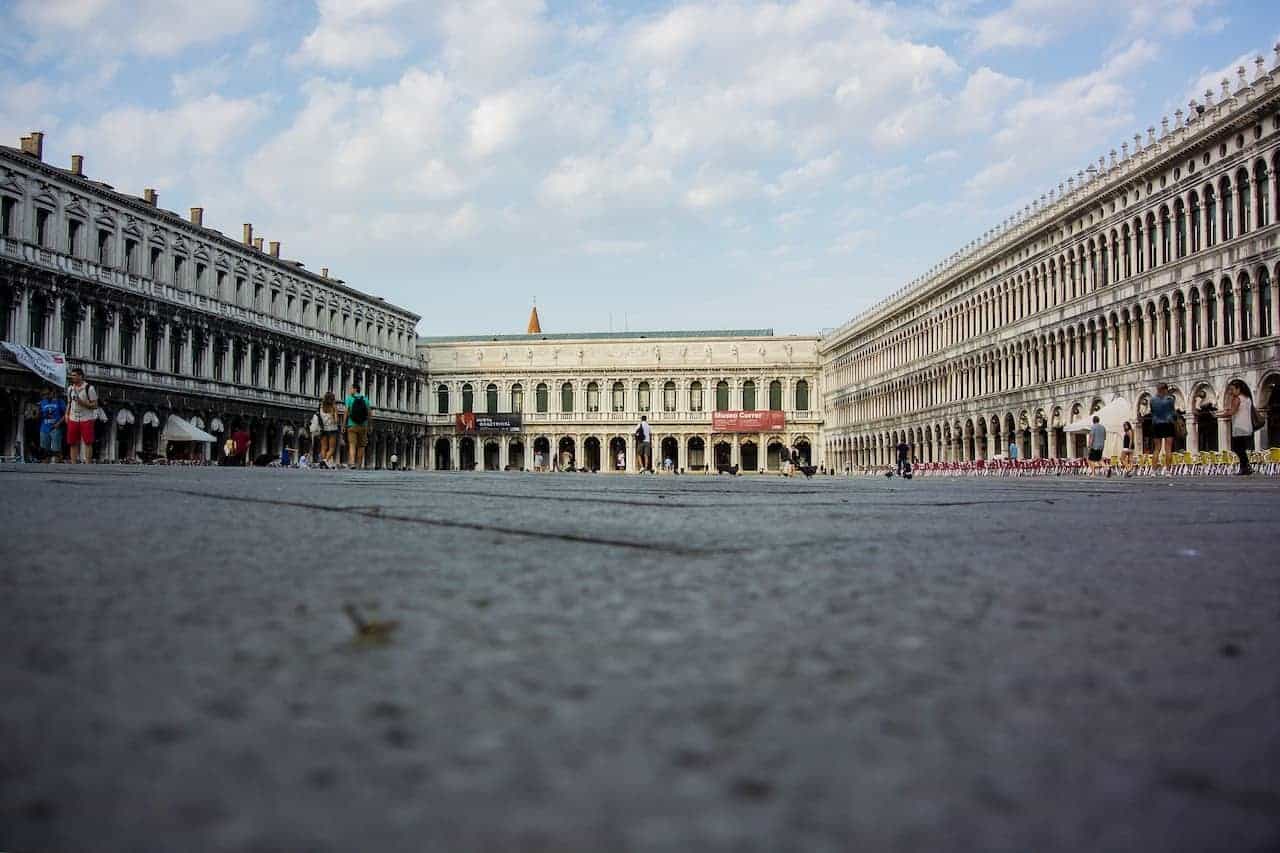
[907,447,1280,477]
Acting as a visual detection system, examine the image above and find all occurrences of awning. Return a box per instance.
[1065,397,1131,457]
[161,415,217,443]
[190,416,205,430]
[116,409,136,426]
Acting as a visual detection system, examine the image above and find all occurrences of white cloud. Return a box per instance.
[684,170,760,210]
[765,153,840,198]
[582,239,648,255]
[925,149,960,165]
[15,0,257,58]
[971,0,1220,53]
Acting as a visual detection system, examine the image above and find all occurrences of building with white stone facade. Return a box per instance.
[419,326,821,473]
[820,55,1280,471]
[0,133,427,466]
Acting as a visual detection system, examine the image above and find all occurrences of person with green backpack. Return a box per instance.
[344,382,372,469]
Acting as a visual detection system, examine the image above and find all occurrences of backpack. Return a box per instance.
[349,395,369,425]
[634,426,646,442]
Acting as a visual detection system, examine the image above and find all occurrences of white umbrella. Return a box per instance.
[1065,397,1130,457]
[160,415,217,443]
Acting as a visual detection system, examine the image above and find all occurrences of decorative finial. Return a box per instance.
[1221,77,1230,99]
[1237,66,1247,88]
[1255,56,1265,80]
[1204,88,1214,106]
[1121,141,1129,159]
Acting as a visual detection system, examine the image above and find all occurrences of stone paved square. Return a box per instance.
[2,465,1278,852]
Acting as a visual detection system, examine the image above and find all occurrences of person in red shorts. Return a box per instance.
[65,368,99,463]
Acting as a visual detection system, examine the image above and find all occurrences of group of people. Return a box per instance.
[220,382,375,469]
[34,368,100,463]
[1085,380,1259,476]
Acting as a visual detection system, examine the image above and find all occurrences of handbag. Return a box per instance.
[1250,401,1266,432]
[1174,414,1187,439]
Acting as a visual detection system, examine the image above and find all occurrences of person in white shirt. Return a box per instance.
[1218,379,1256,475]
[65,368,99,463]
[635,415,652,472]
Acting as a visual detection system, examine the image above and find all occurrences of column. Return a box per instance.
[13,287,29,345]
[1187,416,1200,453]
[50,294,64,352]
[1030,428,1041,459]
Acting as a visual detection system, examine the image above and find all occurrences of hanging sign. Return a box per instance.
[455,413,522,434]
[0,343,67,388]
[712,410,786,432]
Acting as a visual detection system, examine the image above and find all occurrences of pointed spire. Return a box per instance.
[526,303,542,334]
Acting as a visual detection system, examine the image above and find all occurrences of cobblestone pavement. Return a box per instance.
[1,465,1278,852]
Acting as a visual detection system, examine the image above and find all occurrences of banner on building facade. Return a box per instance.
[0,342,67,388]
[711,410,786,432]
[455,412,522,434]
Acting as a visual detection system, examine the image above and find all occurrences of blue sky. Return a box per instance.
[1,0,1276,335]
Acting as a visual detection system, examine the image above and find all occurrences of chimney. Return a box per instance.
[19,131,44,160]
[189,207,203,226]
[253,237,264,252]
[268,240,280,257]
[70,154,83,176]
[242,223,253,245]
[321,267,329,278]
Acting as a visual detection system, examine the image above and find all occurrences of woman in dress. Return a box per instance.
[317,391,341,468]
[1217,380,1256,475]
[1119,421,1135,474]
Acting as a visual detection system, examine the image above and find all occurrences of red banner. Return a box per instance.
[712,410,785,432]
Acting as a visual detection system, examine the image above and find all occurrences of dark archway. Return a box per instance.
[533,436,551,470]
[508,440,525,470]
[609,436,627,471]
[740,440,758,472]
[794,438,811,465]
[687,436,706,471]
[714,440,732,469]
[584,437,601,472]
[459,437,476,470]
[660,436,679,470]
[558,436,576,470]
[434,437,451,470]
[483,440,500,471]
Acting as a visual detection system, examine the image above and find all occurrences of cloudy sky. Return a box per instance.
[1,1,1275,336]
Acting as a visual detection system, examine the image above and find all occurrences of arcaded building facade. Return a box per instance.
[0,134,426,466]
[419,325,821,473]
[821,59,1280,470]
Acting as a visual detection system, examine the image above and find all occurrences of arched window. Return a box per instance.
[1221,280,1235,345]
[663,380,676,412]
[1259,267,1273,338]
[486,383,498,413]
[611,381,624,412]
[1190,288,1203,351]
[1239,274,1252,342]
[1174,199,1186,258]
[461,383,474,414]
[1189,192,1200,252]
[637,381,651,412]
[715,380,729,411]
[1255,160,1270,227]
[1205,186,1217,245]
[560,381,574,413]
[586,381,600,412]
[1205,284,1217,347]
[768,380,782,410]
[1221,177,1234,240]
[511,383,523,413]
[795,379,809,411]
[436,383,449,415]
[689,381,703,412]
[742,380,756,410]
[1159,206,1171,264]
[536,382,548,413]
[1145,213,1157,268]
[1237,168,1251,233]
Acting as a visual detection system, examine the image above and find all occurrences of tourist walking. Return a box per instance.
[1149,382,1176,470]
[1086,415,1106,476]
[1218,379,1257,475]
[895,439,910,477]
[39,387,66,463]
[344,382,372,469]
[223,420,252,466]
[315,391,340,468]
[1119,421,1135,474]
[65,368,99,463]
[635,415,652,472]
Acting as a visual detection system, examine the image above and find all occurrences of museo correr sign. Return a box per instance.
[711,410,786,433]
[455,413,523,434]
